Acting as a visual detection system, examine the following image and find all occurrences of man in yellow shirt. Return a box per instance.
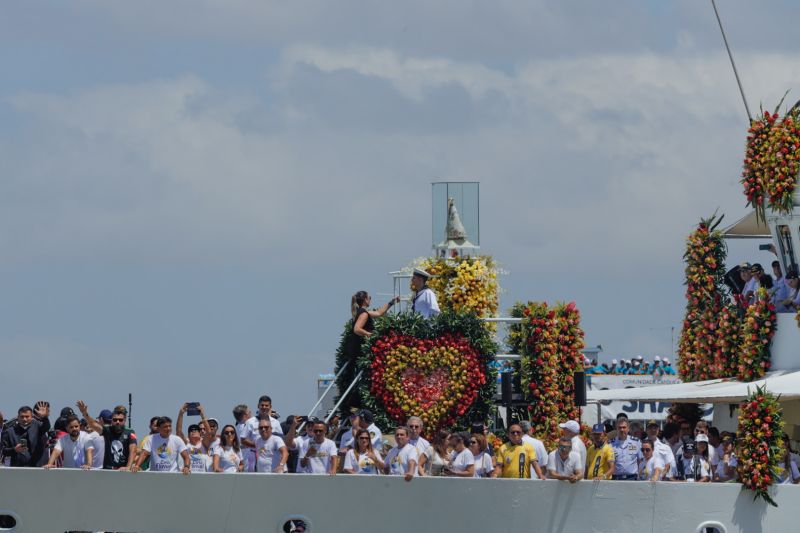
[494,423,543,479]
[585,423,615,480]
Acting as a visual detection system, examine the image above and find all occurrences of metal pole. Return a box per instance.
[324,370,363,424]
[302,361,349,423]
[128,393,132,428]
[710,0,752,121]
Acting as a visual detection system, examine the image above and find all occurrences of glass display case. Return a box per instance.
[432,181,480,257]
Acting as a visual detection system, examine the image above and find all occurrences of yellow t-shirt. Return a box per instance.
[495,442,537,479]
[585,443,615,479]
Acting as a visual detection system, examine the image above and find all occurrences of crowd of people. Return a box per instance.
[583,356,677,376]
[736,260,799,312]
[3,398,799,485]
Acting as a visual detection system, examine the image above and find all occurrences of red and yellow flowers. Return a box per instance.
[359,312,497,436]
[416,256,500,319]
[742,99,800,221]
[737,289,777,382]
[737,385,784,507]
[678,214,728,381]
[509,301,585,449]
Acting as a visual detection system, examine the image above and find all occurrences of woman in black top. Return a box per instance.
[339,291,398,413]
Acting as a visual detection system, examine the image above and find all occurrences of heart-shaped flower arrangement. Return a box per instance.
[357,312,496,435]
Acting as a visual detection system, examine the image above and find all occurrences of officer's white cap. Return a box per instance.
[412,268,431,279]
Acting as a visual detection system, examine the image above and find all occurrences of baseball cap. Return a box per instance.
[695,433,709,443]
[654,356,661,361]
[591,423,605,433]
[611,359,618,364]
[559,420,580,433]
[207,417,219,427]
[187,424,201,433]
[683,441,696,452]
[98,409,113,423]
[646,420,659,429]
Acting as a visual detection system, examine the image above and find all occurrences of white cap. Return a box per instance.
[654,356,661,361]
[559,420,580,434]
[611,359,618,364]
[663,357,670,364]
[695,434,709,443]
[636,355,644,360]
[412,268,431,279]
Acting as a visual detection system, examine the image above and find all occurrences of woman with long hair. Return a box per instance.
[692,435,711,482]
[213,424,244,473]
[469,433,495,478]
[340,291,399,413]
[342,428,384,475]
[443,432,475,477]
[422,429,451,476]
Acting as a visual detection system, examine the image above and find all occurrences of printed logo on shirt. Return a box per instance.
[156,443,170,459]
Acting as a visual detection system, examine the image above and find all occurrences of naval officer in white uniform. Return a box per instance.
[411,268,440,319]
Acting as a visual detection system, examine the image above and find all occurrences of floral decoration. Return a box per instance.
[712,303,741,378]
[737,288,777,382]
[742,96,800,221]
[357,312,497,437]
[415,256,500,320]
[508,301,585,449]
[737,385,784,507]
[678,214,728,381]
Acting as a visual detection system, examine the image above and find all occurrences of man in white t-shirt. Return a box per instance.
[559,420,586,469]
[520,420,548,479]
[297,421,337,475]
[547,437,583,483]
[131,416,190,475]
[44,416,94,470]
[254,419,288,473]
[384,426,418,482]
[407,416,431,476]
[232,404,256,472]
[242,396,283,459]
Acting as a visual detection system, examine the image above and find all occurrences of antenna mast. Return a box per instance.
[710,0,752,122]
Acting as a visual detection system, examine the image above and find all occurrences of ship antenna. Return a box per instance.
[710,0,752,122]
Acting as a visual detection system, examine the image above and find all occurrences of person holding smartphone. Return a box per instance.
[0,402,51,467]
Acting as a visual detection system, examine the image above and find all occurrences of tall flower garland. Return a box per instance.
[742,96,800,221]
[737,288,777,382]
[415,256,500,319]
[737,385,784,507]
[678,214,728,382]
[358,312,497,436]
[508,301,585,448]
[712,303,741,378]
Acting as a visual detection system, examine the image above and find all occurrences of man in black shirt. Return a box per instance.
[0,402,51,467]
[78,401,138,470]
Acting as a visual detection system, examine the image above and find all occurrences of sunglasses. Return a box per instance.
[358,437,370,441]
[259,427,270,431]
[642,448,653,452]
[223,431,236,435]
[408,425,421,429]
[509,430,522,435]
[558,445,570,450]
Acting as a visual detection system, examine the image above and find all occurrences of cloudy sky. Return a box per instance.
[2,1,799,431]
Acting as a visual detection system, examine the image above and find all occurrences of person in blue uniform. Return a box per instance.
[610,418,642,480]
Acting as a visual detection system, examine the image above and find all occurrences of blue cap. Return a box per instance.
[98,409,113,422]
[591,423,605,433]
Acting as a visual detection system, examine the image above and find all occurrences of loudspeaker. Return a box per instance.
[501,372,513,405]
[574,371,587,406]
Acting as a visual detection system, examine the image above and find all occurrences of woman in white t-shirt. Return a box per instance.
[443,432,475,477]
[638,440,664,482]
[213,425,244,473]
[713,437,738,482]
[469,433,495,478]
[422,429,450,476]
[183,424,213,473]
[343,428,384,475]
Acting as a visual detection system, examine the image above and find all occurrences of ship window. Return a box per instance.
[776,225,797,273]
[282,518,310,532]
[696,522,726,533]
[0,513,17,530]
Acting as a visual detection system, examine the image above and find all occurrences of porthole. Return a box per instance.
[0,513,17,531]
[696,522,726,533]
[282,518,310,532]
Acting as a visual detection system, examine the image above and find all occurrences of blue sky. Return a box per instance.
[2,1,799,432]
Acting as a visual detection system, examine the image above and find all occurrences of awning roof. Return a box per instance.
[586,371,800,404]
[722,211,771,239]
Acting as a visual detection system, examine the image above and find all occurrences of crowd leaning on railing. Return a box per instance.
[583,356,677,376]
[2,401,799,485]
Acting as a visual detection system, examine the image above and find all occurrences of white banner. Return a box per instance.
[582,375,712,424]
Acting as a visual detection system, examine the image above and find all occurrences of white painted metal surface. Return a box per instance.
[0,468,797,533]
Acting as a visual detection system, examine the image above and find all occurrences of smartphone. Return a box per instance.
[18,438,28,450]
[186,402,201,416]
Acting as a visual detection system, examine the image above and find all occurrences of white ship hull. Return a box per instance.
[0,467,797,532]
